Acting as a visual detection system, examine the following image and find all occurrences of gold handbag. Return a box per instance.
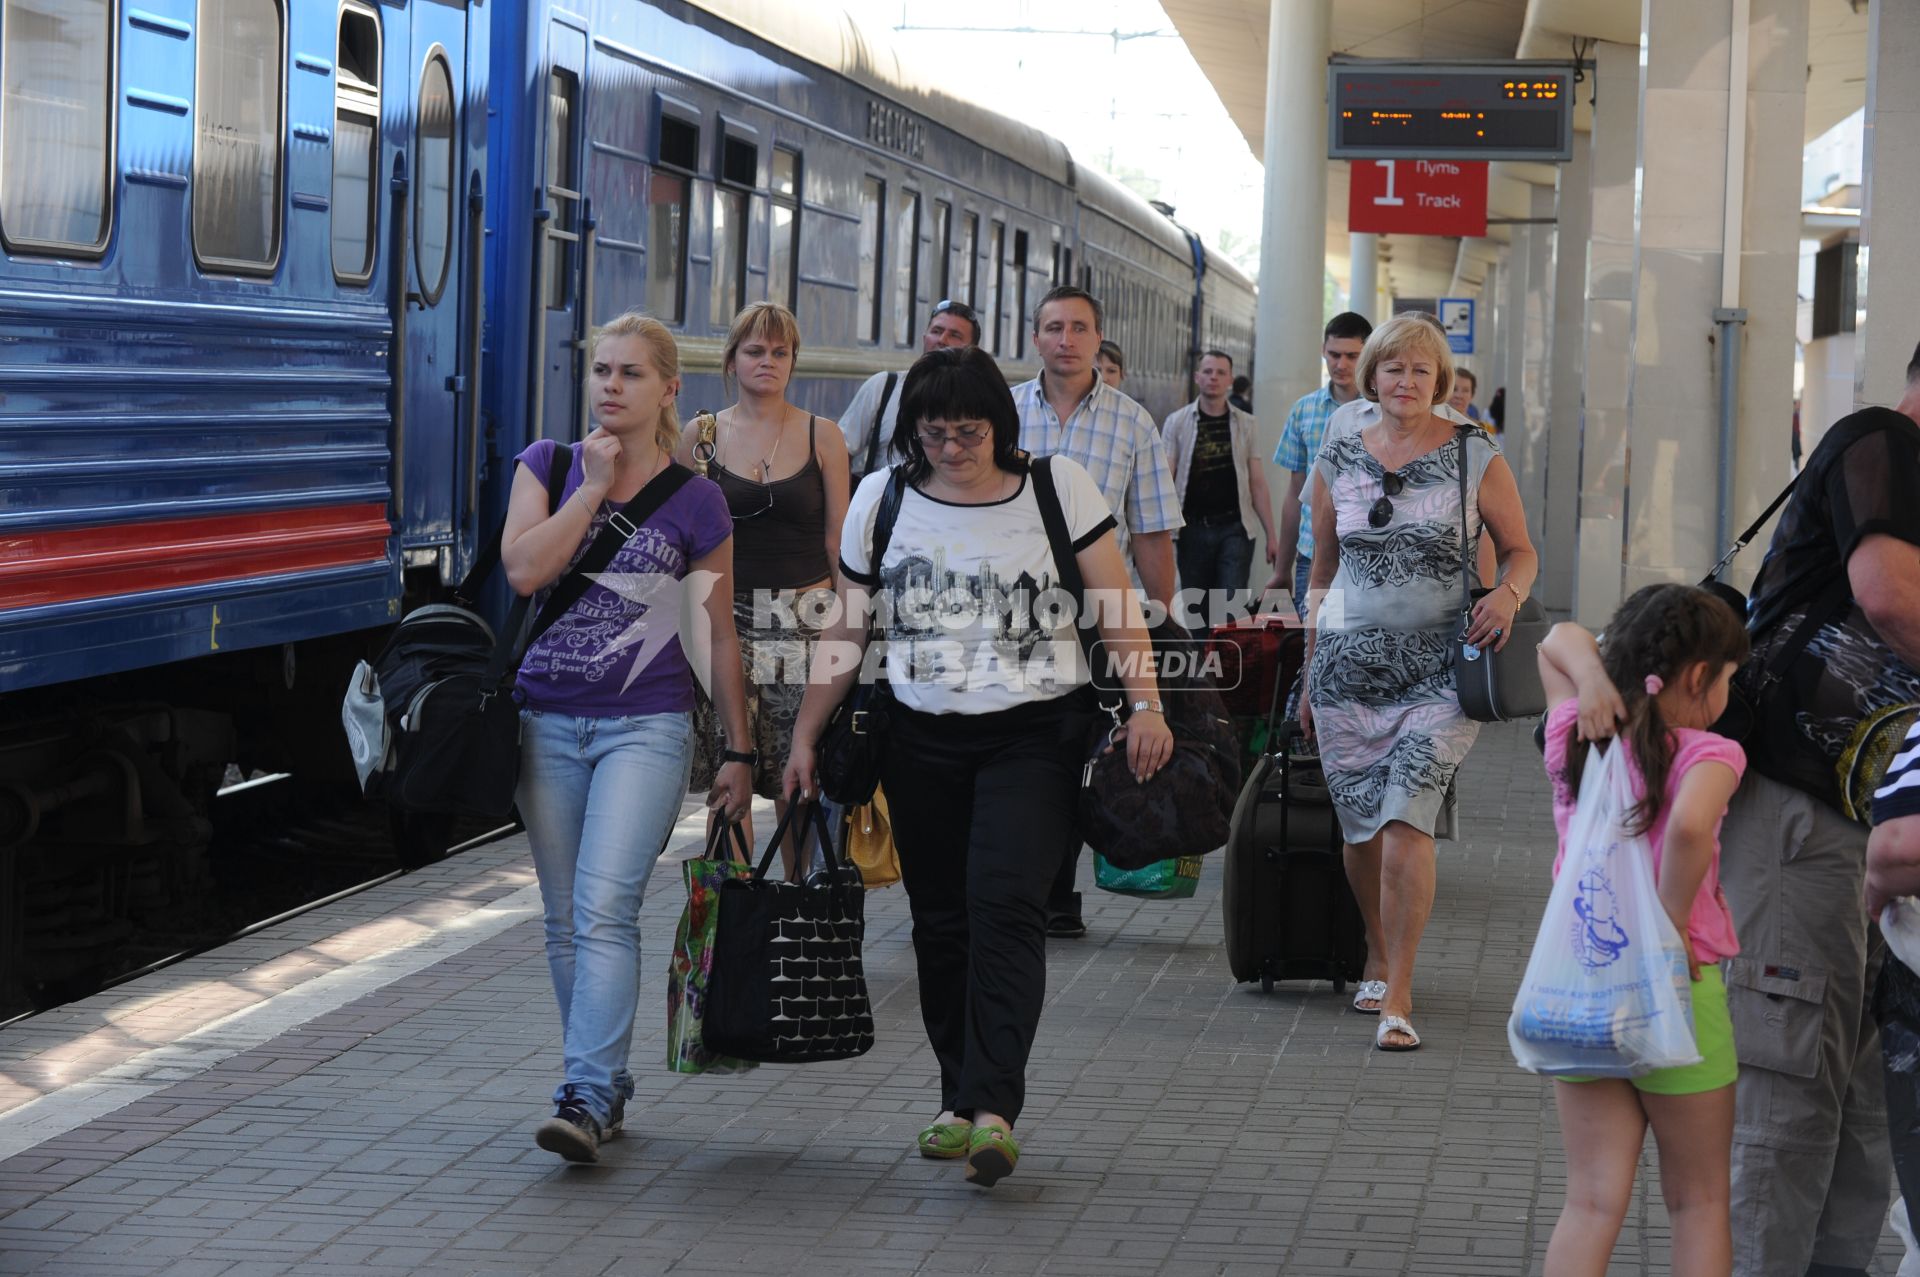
[690,411,718,477]
[1839,702,1920,824]
[846,785,900,888]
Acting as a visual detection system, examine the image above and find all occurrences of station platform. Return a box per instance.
[0,722,1904,1275]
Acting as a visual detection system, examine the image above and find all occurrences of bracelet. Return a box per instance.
[1130,699,1165,715]
[720,748,758,767]
[1502,581,1525,607]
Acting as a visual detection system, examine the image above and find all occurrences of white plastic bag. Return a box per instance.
[1509,743,1702,1077]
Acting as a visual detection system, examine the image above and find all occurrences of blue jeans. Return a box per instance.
[516,708,695,1126]
[1292,554,1313,623]
[1175,518,1255,628]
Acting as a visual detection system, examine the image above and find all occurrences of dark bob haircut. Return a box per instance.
[891,346,1028,484]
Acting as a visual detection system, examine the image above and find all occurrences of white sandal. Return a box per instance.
[1375,1015,1421,1052]
[1351,979,1386,1014]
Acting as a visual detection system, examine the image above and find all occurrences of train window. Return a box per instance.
[1012,230,1028,359]
[768,148,800,310]
[721,133,756,187]
[1,0,114,256]
[544,68,579,310]
[892,189,919,347]
[649,113,697,323]
[414,52,455,306]
[712,130,753,325]
[330,4,380,284]
[932,201,951,302]
[192,0,285,273]
[858,176,883,344]
[659,113,698,172]
[711,186,745,327]
[985,220,1003,355]
[957,211,978,307]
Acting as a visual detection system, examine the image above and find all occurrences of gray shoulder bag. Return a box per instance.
[1451,427,1549,722]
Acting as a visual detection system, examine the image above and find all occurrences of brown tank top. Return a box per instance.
[710,415,831,592]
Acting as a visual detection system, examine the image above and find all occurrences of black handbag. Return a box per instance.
[379,459,695,818]
[1030,457,1244,870]
[704,801,877,1063]
[1450,427,1550,722]
[816,467,909,805]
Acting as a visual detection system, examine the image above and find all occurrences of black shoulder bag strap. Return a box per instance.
[863,373,899,477]
[1701,474,1798,589]
[1031,457,1119,717]
[481,460,697,687]
[1699,471,1843,692]
[858,466,909,649]
[1455,425,1476,619]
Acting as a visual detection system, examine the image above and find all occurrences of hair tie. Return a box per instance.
[1644,674,1665,696]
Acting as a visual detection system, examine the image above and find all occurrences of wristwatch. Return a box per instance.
[720,748,758,767]
[1130,699,1165,715]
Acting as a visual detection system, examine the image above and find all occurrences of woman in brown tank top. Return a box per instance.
[679,302,849,870]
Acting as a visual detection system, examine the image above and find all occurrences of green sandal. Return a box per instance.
[916,1119,972,1160]
[964,1125,1020,1187]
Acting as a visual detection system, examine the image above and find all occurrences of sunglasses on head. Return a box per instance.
[931,299,979,326]
[1368,471,1405,529]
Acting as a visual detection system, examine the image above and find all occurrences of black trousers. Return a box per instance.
[881,693,1090,1123]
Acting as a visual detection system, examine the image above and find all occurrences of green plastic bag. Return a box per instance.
[1093,853,1202,900]
[666,825,760,1075]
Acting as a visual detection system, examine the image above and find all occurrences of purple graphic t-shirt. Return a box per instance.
[512,438,732,718]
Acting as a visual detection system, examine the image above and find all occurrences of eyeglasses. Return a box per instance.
[930,299,979,327]
[1367,471,1405,529]
[916,423,992,449]
[729,483,774,520]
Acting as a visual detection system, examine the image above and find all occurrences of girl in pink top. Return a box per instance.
[1535,583,1751,1277]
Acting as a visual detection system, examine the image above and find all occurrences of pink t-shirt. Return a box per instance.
[1541,698,1746,963]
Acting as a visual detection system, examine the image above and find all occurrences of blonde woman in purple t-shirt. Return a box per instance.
[501,311,753,1165]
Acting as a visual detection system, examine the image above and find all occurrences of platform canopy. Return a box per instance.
[1160,0,1870,302]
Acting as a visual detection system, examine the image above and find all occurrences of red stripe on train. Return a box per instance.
[0,504,392,610]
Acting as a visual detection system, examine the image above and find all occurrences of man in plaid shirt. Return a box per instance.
[1012,285,1183,940]
[1265,311,1373,617]
[1012,285,1182,611]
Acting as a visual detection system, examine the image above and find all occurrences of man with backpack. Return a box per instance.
[838,299,981,481]
[1718,345,1920,1275]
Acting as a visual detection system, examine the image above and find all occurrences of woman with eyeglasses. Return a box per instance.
[782,345,1173,1187]
[679,302,851,869]
[1298,313,1536,1053]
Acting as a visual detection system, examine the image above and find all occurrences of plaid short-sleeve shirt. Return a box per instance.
[1272,385,1343,560]
[1012,375,1183,567]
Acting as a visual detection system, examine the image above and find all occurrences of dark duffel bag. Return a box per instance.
[705,801,877,1064]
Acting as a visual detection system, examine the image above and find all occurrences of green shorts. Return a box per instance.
[1561,965,1738,1095]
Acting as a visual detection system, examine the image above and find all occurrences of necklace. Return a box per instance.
[723,410,785,482]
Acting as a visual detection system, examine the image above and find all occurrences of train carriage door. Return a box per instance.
[395,0,467,560]
[535,21,589,441]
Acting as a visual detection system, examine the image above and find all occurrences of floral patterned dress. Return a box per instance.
[1307,426,1496,843]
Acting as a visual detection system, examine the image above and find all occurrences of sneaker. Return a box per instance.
[605,1095,625,1141]
[1045,911,1087,939]
[535,1090,603,1164]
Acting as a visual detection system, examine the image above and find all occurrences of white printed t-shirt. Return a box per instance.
[838,459,1117,715]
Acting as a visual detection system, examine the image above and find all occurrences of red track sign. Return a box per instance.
[1348,159,1488,237]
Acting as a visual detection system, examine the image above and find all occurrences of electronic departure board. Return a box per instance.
[1327,61,1576,162]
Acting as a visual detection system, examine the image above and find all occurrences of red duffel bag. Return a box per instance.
[1205,613,1306,719]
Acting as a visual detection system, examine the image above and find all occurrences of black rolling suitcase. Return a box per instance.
[1222,676,1367,993]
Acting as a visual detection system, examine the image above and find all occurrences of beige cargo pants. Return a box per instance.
[1719,770,1891,1275]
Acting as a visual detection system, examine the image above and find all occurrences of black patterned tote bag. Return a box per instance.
[704,802,876,1063]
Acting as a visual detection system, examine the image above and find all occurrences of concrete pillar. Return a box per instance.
[1576,41,1639,626]
[1540,131,1592,614]
[1482,258,1505,412]
[1252,0,1329,480]
[1511,184,1557,553]
[1621,0,1803,597]
[1349,232,1378,321]
[1501,236,1528,448]
[1856,0,1920,409]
